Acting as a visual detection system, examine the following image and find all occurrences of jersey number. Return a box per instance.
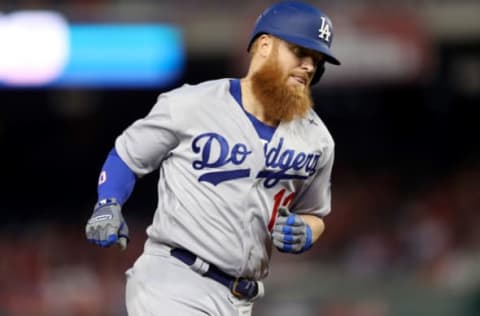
[268,188,295,232]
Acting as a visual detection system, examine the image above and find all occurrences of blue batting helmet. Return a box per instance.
[247,1,341,84]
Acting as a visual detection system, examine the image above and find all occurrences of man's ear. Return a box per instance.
[257,34,274,58]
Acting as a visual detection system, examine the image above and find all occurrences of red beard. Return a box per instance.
[250,49,313,123]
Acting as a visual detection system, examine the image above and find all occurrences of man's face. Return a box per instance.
[250,38,323,122]
[277,40,324,90]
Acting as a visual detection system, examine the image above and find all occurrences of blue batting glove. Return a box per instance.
[272,207,312,254]
[85,198,129,250]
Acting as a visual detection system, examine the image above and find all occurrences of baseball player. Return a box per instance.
[85,1,340,315]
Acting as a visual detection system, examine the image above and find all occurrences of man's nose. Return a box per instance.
[300,57,315,75]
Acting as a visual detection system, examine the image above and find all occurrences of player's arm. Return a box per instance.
[85,148,138,250]
[272,141,334,254]
[85,94,179,251]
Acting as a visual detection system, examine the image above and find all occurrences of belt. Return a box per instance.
[170,248,264,301]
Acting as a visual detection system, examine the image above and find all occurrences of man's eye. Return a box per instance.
[292,47,303,56]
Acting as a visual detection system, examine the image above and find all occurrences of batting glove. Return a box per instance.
[272,207,313,254]
[85,198,129,250]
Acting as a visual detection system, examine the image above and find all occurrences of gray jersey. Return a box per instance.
[115,79,334,280]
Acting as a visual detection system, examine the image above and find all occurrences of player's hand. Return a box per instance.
[85,198,129,250]
[272,207,312,254]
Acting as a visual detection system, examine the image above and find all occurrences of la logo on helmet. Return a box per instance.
[318,17,332,42]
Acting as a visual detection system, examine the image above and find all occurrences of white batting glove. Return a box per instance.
[85,198,129,250]
[272,207,313,254]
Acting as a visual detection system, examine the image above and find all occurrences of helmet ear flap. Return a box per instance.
[311,62,325,85]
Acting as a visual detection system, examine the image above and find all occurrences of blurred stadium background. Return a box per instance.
[1,0,479,315]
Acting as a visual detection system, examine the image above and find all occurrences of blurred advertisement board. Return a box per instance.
[0,11,185,88]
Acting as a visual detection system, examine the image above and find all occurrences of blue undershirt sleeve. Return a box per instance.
[97,148,137,206]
